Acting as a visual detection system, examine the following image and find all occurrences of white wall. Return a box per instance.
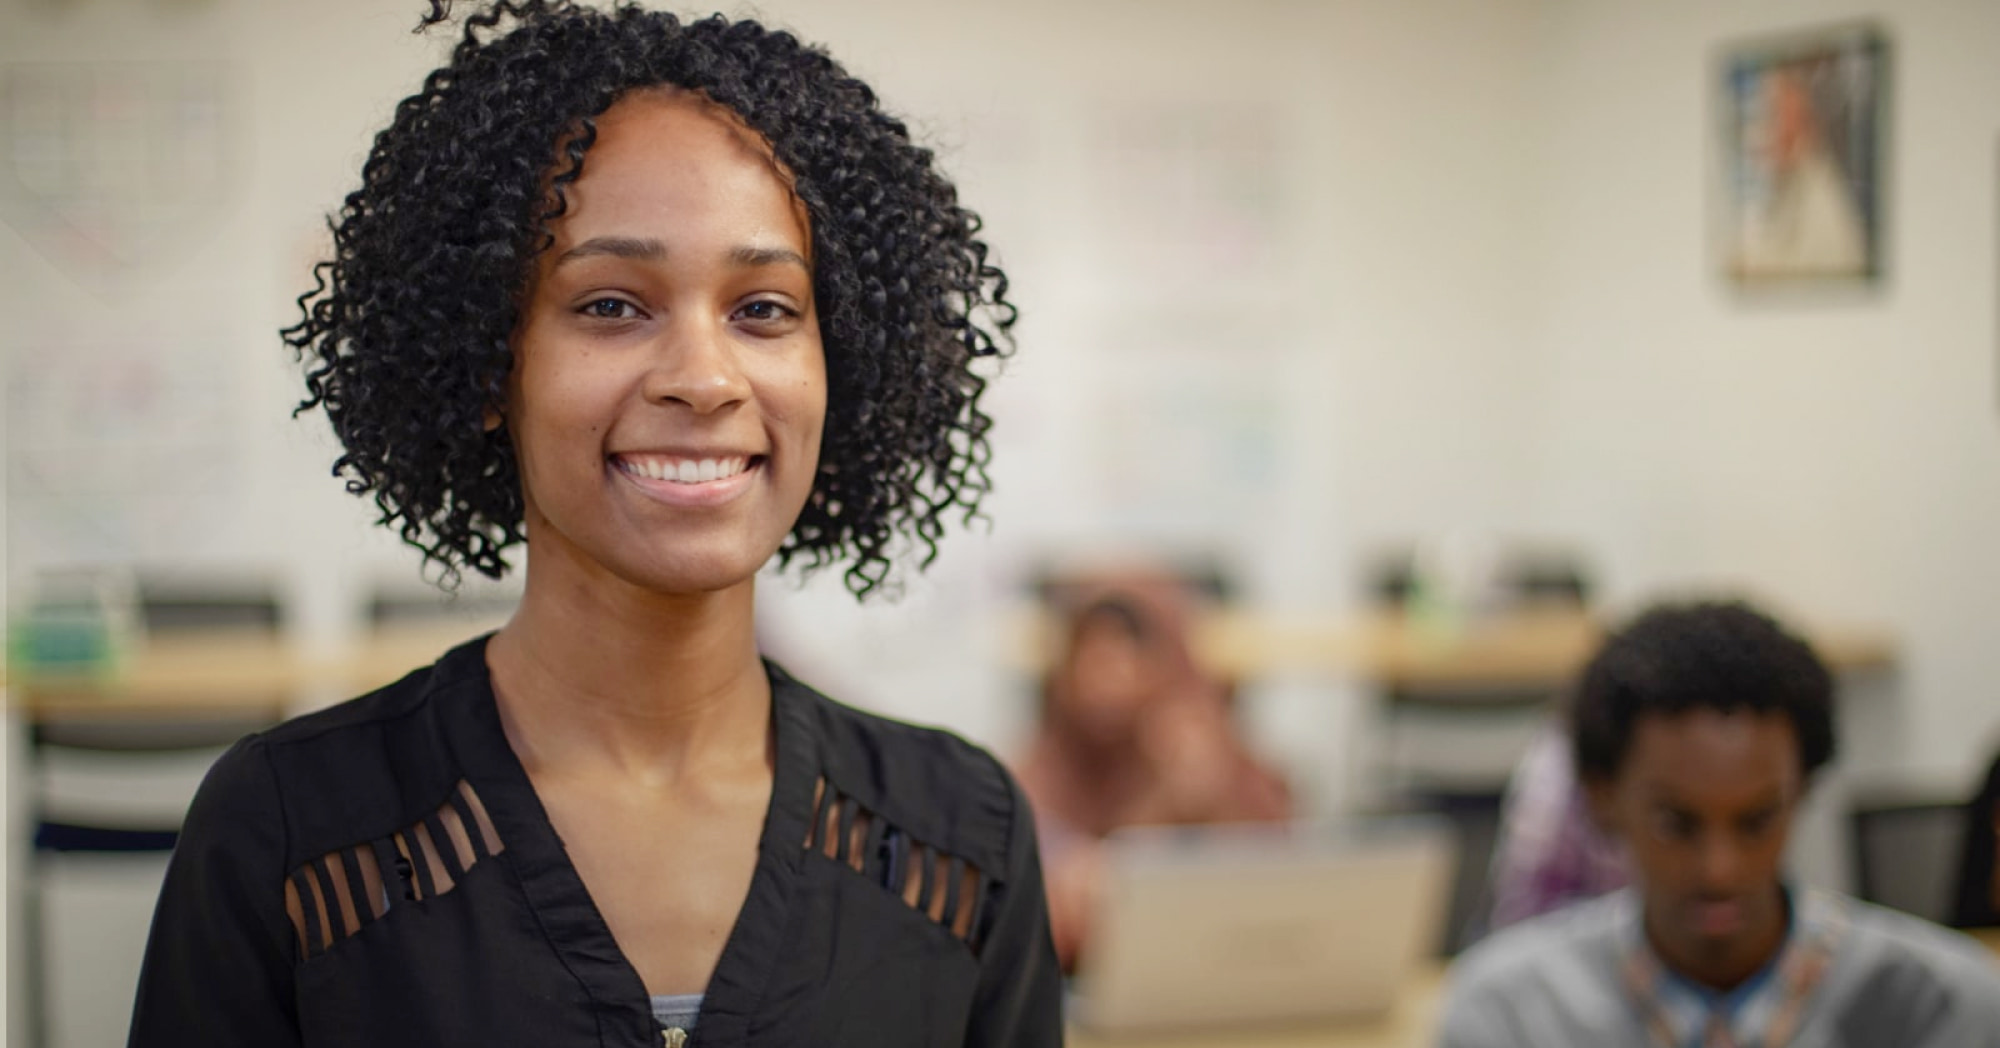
[751,0,1548,774]
[2,0,1548,756]
[1,0,462,650]
[1524,0,2000,785]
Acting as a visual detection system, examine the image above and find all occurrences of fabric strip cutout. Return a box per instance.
[802,776,994,954]
[283,780,505,960]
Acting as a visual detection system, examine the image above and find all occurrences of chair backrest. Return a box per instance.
[132,572,285,633]
[137,592,280,633]
[367,589,520,627]
[31,577,288,850]
[1368,548,1591,610]
[1949,753,1999,929]
[1365,547,1591,793]
[1031,557,1236,609]
[1850,798,1967,926]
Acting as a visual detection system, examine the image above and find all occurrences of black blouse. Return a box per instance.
[127,636,1065,1047]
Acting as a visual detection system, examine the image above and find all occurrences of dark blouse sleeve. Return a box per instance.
[963,761,1066,1048]
[128,736,302,1048]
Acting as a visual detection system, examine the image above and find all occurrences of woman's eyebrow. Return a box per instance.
[730,244,809,271]
[554,236,666,267]
[550,238,806,272]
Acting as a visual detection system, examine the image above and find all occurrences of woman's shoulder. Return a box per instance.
[260,633,491,746]
[195,635,493,867]
[771,661,1026,872]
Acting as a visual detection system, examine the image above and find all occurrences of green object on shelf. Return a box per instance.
[8,605,120,677]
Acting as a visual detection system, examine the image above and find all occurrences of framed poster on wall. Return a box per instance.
[1720,23,1888,286]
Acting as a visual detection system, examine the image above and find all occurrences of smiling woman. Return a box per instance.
[125,4,1057,1047]
[506,90,828,601]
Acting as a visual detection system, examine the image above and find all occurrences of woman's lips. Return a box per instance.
[610,453,762,508]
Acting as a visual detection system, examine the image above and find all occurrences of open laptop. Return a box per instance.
[1069,815,1455,1036]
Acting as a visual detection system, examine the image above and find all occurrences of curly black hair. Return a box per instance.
[285,0,1014,597]
[1570,600,1836,782]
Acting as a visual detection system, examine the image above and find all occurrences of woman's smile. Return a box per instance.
[611,452,764,508]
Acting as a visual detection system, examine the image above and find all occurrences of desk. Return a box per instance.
[8,622,500,720]
[20,609,1896,717]
[1067,968,1444,1048]
[1022,606,1897,688]
[1068,932,1998,1047]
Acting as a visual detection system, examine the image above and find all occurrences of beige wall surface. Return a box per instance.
[1525,0,2000,780]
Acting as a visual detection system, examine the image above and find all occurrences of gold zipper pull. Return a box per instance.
[662,1028,688,1048]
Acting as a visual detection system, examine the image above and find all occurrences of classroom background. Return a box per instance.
[3,0,1999,1044]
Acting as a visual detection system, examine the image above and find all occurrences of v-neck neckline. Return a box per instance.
[439,635,819,1047]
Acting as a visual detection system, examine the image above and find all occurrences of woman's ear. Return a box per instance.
[483,404,504,432]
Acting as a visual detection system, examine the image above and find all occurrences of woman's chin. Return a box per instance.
[573,545,774,601]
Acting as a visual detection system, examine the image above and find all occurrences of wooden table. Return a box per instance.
[1022,605,1898,688]
[1067,968,1445,1048]
[12,606,1897,719]
[7,622,502,720]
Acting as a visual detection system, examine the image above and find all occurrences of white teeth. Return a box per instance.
[622,456,751,483]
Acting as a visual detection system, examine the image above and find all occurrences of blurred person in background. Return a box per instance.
[1015,570,1291,970]
[126,2,1062,1045]
[1485,721,1631,931]
[1440,601,2000,1048]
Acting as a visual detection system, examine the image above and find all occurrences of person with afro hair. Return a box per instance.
[1441,600,2000,1048]
[128,3,1061,1045]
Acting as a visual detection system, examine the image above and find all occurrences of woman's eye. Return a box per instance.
[581,298,638,320]
[736,299,796,323]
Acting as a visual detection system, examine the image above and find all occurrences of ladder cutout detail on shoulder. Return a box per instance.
[803,776,996,954]
[282,780,503,960]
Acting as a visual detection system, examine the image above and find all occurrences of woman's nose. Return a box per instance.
[640,316,751,413]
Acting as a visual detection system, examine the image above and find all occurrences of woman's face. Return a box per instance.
[506,88,826,598]
[1060,617,1156,744]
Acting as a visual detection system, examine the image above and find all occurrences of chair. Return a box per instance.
[1849,793,1968,927]
[365,585,519,628]
[30,577,284,846]
[1394,789,1504,957]
[1359,548,1591,957]
[1951,753,2000,929]
[1365,547,1592,794]
[23,579,286,1048]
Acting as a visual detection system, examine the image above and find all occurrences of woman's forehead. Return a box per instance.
[545,88,810,254]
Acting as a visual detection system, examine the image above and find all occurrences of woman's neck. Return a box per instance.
[486,555,771,788]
